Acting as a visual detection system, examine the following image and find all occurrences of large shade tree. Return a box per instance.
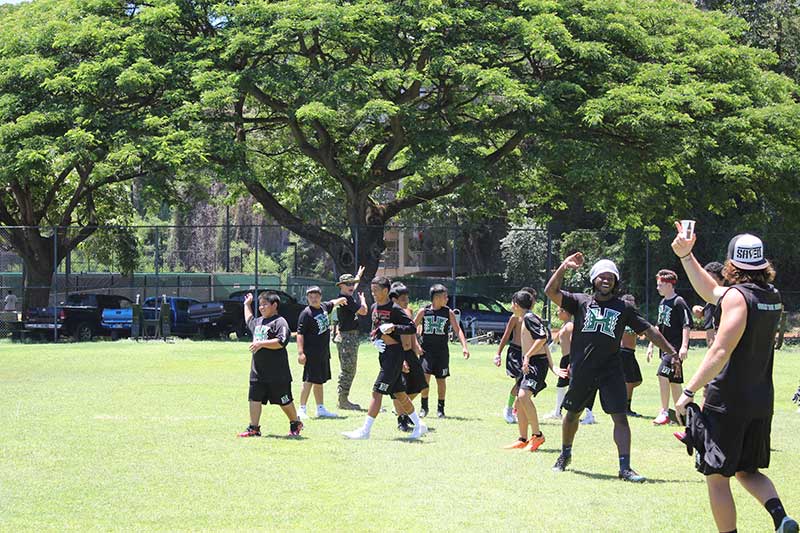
[0,0,199,309]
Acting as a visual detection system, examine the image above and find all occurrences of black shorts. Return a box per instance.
[696,410,772,478]
[249,381,293,406]
[517,355,549,396]
[620,348,642,384]
[506,344,522,379]
[421,349,450,379]
[657,353,684,384]
[557,354,570,388]
[302,352,332,384]
[374,344,407,396]
[402,350,429,395]
[562,362,627,414]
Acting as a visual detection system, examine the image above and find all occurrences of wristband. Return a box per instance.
[679,252,692,260]
[683,389,695,398]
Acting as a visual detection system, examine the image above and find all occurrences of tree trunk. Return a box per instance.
[24,260,55,312]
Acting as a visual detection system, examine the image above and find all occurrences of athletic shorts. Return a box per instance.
[302,352,332,384]
[562,362,627,415]
[374,344,407,395]
[557,354,570,388]
[657,352,684,384]
[696,410,772,478]
[421,348,450,379]
[517,355,549,396]
[620,348,642,384]
[249,381,293,406]
[506,344,522,379]
[402,350,428,395]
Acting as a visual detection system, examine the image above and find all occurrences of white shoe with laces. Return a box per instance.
[503,407,516,424]
[409,422,428,439]
[316,405,338,418]
[297,407,310,420]
[580,410,596,425]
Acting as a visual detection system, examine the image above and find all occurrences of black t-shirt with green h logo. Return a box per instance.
[656,295,691,355]
[421,305,451,353]
[560,291,651,370]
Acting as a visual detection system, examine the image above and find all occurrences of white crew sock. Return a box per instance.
[363,415,376,432]
[408,411,421,426]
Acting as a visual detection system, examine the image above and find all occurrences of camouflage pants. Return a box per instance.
[336,330,360,396]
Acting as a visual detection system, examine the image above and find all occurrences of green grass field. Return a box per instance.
[1,339,799,532]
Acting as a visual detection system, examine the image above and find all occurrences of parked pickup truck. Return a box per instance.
[188,289,304,339]
[101,296,200,338]
[26,293,133,341]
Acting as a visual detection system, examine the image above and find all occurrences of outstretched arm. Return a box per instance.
[642,326,675,355]
[544,252,584,307]
[671,222,727,304]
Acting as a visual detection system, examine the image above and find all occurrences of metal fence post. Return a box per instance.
[545,224,553,323]
[645,233,651,322]
[255,224,260,293]
[451,226,457,309]
[52,226,58,341]
[154,226,160,300]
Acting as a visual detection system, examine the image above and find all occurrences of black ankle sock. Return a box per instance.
[562,445,572,457]
[438,400,445,410]
[619,454,631,471]
[518,436,527,443]
[721,530,737,533]
[421,397,429,410]
[765,498,787,529]
[289,421,300,431]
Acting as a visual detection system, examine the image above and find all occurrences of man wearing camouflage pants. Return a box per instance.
[334,268,368,410]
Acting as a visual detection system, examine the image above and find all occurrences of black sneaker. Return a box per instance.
[552,453,572,472]
[437,408,445,418]
[404,414,415,428]
[619,468,646,483]
[397,416,412,432]
[420,407,428,418]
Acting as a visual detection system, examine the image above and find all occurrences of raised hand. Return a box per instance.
[671,221,696,258]
[563,252,584,270]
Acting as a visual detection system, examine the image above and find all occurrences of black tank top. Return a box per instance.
[704,283,782,417]
[421,305,451,352]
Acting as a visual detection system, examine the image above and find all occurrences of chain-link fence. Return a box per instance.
[2,223,797,341]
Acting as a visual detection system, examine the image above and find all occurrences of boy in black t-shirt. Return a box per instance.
[389,282,428,432]
[647,269,691,425]
[504,291,566,451]
[343,277,428,440]
[545,256,676,482]
[297,287,348,420]
[414,284,470,418]
[238,292,303,438]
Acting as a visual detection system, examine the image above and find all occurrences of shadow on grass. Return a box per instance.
[431,416,483,422]
[568,469,701,484]
[263,434,308,441]
[392,437,426,444]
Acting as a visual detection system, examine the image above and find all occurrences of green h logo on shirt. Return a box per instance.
[582,307,621,338]
[424,315,448,335]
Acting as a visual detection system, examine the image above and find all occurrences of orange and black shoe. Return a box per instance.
[237,424,261,438]
[289,420,304,437]
[524,433,546,452]
[504,437,529,449]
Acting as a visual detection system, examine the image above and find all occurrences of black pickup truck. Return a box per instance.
[188,289,304,339]
[25,293,133,341]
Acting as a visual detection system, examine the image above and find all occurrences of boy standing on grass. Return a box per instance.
[390,282,428,432]
[647,269,691,425]
[620,294,644,417]
[238,292,303,438]
[505,291,567,451]
[297,286,348,420]
[415,284,470,418]
[544,307,573,420]
[343,277,427,440]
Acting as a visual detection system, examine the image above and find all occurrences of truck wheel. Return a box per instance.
[73,322,93,342]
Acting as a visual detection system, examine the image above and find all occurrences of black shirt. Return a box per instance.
[297,301,335,357]
[704,283,782,418]
[702,303,717,331]
[421,305,451,353]
[522,311,551,354]
[336,293,362,332]
[657,295,691,354]
[370,301,417,343]
[247,315,291,383]
[560,291,651,369]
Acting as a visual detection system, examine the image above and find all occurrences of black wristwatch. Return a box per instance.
[683,389,695,398]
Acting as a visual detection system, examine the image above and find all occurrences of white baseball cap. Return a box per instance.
[589,259,620,282]
[727,234,768,270]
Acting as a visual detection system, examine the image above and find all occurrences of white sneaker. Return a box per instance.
[342,427,370,440]
[777,516,799,533]
[543,410,562,420]
[652,410,669,425]
[503,407,516,424]
[409,422,428,439]
[580,410,596,425]
[316,406,338,418]
[297,407,310,420]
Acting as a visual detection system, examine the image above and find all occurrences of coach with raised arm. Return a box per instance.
[672,223,797,533]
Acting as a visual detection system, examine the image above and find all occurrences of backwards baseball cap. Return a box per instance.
[727,234,768,270]
[589,259,620,282]
[305,285,322,295]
